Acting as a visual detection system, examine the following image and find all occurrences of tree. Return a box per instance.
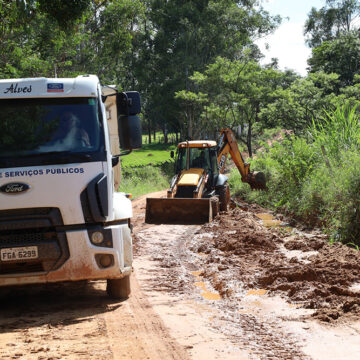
[75,0,145,85]
[37,0,91,28]
[132,0,281,140]
[0,0,93,78]
[176,57,286,156]
[307,31,360,86]
[259,72,341,133]
[304,0,360,48]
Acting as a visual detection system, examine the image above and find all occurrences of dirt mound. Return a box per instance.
[201,211,278,254]
[284,238,325,251]
[192,207,360,322]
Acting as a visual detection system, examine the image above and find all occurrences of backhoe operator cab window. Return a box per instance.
[176,146,218,174]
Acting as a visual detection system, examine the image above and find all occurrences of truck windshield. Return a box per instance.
[0,97,105,167]
[176,147,215,173]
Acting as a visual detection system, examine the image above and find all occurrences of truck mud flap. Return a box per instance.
[145,198,217,225]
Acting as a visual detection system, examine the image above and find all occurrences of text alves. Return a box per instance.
[4,84,32,94]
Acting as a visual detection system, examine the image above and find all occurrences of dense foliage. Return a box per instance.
[3,0,360,244]
[0,0,280,139]
[230,104,360,245]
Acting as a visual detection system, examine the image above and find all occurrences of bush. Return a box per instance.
[229,136,320,212]
[231,103,360,246]
[119,163,173,198]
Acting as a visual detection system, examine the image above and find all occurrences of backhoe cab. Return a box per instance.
[167,141,228,204]
[145,128,266,225]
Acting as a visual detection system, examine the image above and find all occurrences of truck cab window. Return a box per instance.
[0,97,105,165]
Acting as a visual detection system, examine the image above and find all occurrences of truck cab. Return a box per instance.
[0,75,141,298]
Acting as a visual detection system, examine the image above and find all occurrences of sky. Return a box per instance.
[256,0,326,76]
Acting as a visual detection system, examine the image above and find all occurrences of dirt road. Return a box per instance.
[0,192,360,359]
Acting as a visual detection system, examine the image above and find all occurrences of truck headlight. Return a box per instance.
[91,231,104,244]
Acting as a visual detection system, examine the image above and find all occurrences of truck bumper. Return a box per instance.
[0,223,132,287]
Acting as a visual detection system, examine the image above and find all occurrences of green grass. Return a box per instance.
[121,143,177,168]
[118,139,177,198]
[118,167,169,198]
[119,160,175,199]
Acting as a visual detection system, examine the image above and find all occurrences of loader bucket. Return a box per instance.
[145,197,217,225]
[247,171,267,190]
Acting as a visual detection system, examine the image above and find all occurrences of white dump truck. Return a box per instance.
[0,75,141,298]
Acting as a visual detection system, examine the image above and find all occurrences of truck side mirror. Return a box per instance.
[118,114,142,150]
[117,91,141,116]
[117,92,142,150]
[170,150,174,158]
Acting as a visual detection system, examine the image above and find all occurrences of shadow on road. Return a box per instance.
[0,280,124,333]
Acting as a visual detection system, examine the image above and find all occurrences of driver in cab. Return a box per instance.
[50,112,90,149]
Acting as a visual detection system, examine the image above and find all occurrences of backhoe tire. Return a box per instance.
[106,275,131,299]
[219,183,230,212]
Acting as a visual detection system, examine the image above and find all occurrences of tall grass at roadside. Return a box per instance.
[229,103,360,245]
[118,161,175,199]
[310,104,360,159]
[299,151,360,242]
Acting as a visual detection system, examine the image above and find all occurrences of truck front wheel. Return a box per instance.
[106,275,131,299]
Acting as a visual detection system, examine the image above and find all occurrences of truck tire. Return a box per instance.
[219,183,230,212]
[106,275,131,299]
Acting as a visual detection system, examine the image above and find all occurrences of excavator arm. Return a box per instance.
[217,128,266,190]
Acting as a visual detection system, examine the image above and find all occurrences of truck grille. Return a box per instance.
[0,208,69,275]
[0,262,44,275]
[0,232,51,246]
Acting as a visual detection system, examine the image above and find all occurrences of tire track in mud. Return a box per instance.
[104,273,191,360]
[136,224,310,360]
[0,276,189,360]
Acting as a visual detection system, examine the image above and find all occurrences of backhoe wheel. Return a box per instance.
[219,183,230,212]
[106,275,131,299]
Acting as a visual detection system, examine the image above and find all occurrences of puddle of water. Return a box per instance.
[246,289,267,296]
[256,213,274,221]
[194,281,221,301]
[280,246,318,264]
[256,213,283,227]
[201,291,221,301]
[194,281,207,291]
[191,271,202,276]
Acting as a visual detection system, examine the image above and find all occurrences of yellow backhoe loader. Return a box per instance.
[145,128,266,224]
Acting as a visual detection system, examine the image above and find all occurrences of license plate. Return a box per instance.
[1,246,38,261]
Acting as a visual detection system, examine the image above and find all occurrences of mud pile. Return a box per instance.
[193,208,360,322]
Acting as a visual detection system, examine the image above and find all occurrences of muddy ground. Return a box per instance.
[0,192,359,359]
[194,201,360,323]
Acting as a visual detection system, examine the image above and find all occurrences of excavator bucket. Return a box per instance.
[145,197,218,225]
[247,171,267,190]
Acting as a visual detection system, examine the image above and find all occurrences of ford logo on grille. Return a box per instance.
[0,182,31,194]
